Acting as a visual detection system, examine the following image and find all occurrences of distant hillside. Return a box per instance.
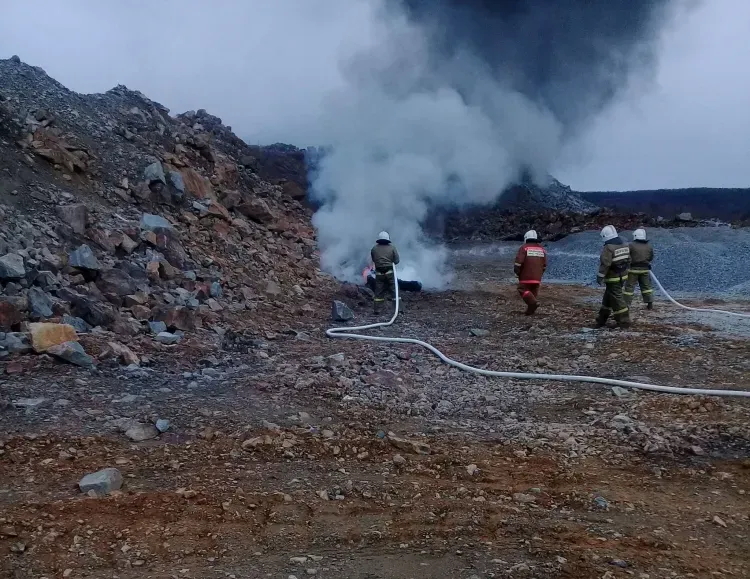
[580,188,750,221]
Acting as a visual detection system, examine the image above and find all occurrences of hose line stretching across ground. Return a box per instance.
[326,265,750,398]
[649,271,750,319]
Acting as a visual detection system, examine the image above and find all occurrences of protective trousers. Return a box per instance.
[597,280,630,327]
[623,270,653,305]
[373,269,394,314]
[517,282,540,314]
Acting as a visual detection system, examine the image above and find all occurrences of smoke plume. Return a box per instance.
[309,0,684,288]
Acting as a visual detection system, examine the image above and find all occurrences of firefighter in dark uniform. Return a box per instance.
[624,228,655,309]
[596,225,631,328]
[513,229,547,315]
[370,231,400,315]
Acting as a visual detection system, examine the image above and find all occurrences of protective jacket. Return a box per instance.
[628,240,654,273]
[514,242,547,283]
[597,237,630,283]
[371,242,400,273]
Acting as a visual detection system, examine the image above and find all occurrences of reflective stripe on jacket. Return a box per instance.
[514,242,547,283]
[597,237,630,283]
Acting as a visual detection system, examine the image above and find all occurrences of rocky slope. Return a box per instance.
[0,55,329,367]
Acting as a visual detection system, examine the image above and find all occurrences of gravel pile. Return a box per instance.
[454,226,750,298]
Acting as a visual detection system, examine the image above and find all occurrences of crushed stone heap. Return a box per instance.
[0,55,328,366]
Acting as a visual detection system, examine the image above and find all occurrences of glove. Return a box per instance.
[596,276,604,286]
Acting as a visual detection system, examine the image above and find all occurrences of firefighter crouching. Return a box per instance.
[514,229,547,315]
[596,225,631,328]
[624,228,654,310]
[370,231,400,315]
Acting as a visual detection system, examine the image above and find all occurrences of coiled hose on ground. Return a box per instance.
[326,266,750,398]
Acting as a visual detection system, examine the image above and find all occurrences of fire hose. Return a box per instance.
[326,265,750,398]
[649,271,750,319]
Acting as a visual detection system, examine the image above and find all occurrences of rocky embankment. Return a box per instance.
[0,55,329,369]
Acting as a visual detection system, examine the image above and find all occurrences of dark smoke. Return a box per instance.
[401,0,679,135]
[310,0,691,287]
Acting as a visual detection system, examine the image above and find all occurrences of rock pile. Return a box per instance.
[0,56,327,367]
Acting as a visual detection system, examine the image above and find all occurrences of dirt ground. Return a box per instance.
[2,259,750,579]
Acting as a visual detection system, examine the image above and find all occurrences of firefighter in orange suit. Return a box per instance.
[514,230,547,315]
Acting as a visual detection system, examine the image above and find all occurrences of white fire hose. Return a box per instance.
[326,265,750,398]
[650,271,750,319]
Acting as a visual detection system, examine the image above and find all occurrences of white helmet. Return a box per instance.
[523,229,538,242]
[633,228,647,241]
[377,231,390,242]
[600,225,618,242]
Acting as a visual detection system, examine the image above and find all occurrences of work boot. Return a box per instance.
[525,303,538,316]
[615,315,631,329]
[646,302,653,310]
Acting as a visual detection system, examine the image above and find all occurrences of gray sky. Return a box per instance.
[1,0,748,192]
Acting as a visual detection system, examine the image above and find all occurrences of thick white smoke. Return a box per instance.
[309,2,563,289]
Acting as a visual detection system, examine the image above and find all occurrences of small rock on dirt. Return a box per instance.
[470,328,490,337]
[156,331,181,345]
[79,468,123,495]
[13,398,47,409]
[125,422,160,442]
[387,433,430,455]
[331,300,354,322]
[48,341,94,367]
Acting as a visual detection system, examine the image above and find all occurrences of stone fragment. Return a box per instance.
[47,341,94,367]
[68,244,101,271]
[331,300,354,322]
[79,468,123,495]
[29,322,78,353]
[0,254,26,279]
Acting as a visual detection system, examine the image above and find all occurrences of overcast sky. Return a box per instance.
[1,0,748,191]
